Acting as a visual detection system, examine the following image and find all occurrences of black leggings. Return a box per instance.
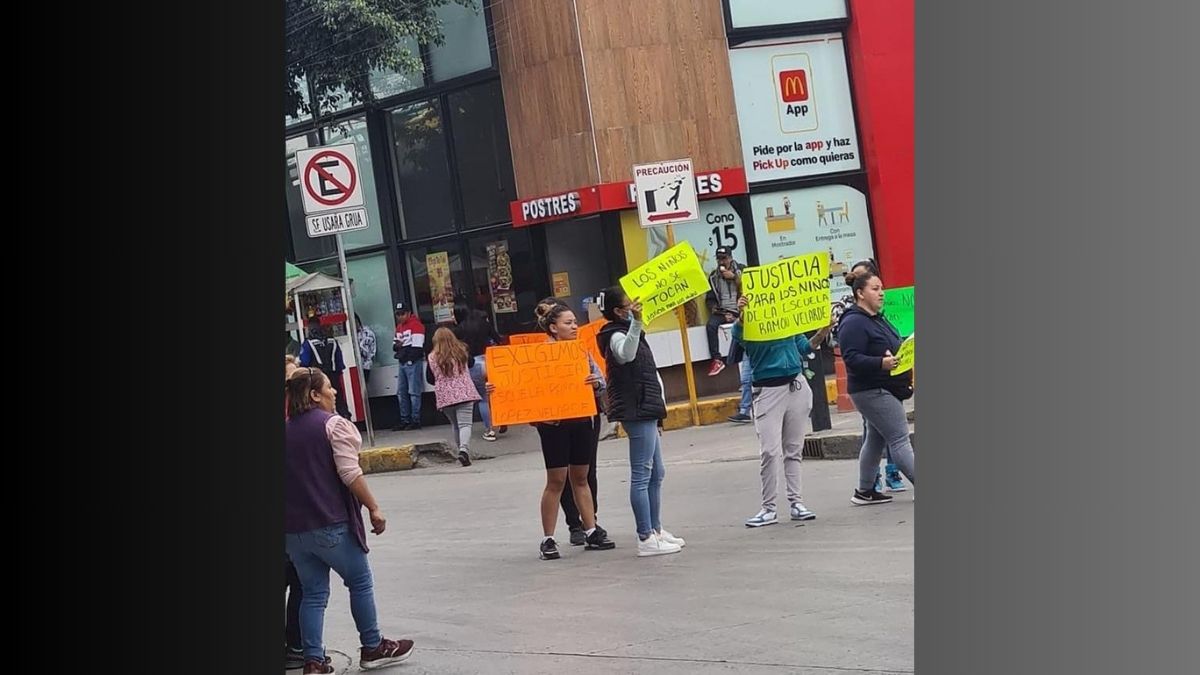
[554,415,601,530]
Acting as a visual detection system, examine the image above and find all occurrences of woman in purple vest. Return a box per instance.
[285,368,415,674]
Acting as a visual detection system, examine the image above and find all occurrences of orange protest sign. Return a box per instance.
[576,319,609,378]
[507,333,547,346]
[487,341,597,426]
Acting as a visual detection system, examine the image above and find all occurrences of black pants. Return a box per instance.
[560,415,601,530]
[706,312,729,359]
[324,370,352,419]
[285,558,302,649]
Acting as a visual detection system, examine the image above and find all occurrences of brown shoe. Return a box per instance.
[361,637,414,669]
[302,658,334,674]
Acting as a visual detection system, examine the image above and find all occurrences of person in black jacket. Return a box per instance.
[597,285,685,558]
[837,270,916,506]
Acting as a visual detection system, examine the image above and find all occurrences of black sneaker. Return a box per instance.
[540,537,560,560]
[407,422,423,431]
[569,528,586,546]
[585,525,616,550]
[728,413,752,424]
[391,423,409,432]
[851,488,894,506]
[458,450,471,467]
[285,647,305,670]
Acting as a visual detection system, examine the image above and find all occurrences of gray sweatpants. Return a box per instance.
[443,402,474,454]
[850,388,916,491]
[752,376,812,511]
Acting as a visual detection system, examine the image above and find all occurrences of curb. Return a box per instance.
[358,445,416,474]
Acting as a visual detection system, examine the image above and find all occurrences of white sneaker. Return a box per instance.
[657,529,685,548]
[789,502,816,521]
[745,509,778,528]
[637,533,682,557]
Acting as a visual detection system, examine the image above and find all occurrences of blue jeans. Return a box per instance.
[625,419,665,538]
[285,523,382,663]
[396,360,424,425]
[738,360,753,415]
[469,355,492,431]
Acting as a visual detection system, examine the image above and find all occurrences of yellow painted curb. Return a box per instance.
[616,396,742,437]
[359,445,416,474]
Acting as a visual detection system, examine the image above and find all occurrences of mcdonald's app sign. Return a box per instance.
[778,69,809,103]
[730,34,861,182]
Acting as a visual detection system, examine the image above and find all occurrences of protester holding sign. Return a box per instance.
[597,285,686,558]
[838,270,916,506]
[534,297,611,551]
[487,300,616,561]
[832,259,909,493]
[733,296,832,528]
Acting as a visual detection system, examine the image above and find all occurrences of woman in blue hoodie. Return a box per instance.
[732,295,832,527]
[837,270,916,506]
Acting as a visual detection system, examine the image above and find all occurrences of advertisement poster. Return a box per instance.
[619,199,746,333]
[552,272,571,298]
[486,241,518,314]
[425,251,454,323]
[750,184,875,301]
[729,34,861,183]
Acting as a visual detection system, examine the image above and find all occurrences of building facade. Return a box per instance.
[284,0,913,425]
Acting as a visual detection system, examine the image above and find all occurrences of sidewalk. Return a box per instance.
[361,398,915,470]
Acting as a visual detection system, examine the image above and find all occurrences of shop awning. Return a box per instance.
[285,261,307,279]
[286,272,344,295]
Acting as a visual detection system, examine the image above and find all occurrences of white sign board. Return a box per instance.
[729,34,861,183]
[750,184,875,301]
[728,0,847,29]
[306,208,369,238]
[296,143,365,215]
[633,158,699,229]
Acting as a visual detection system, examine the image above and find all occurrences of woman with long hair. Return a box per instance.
[285,368,414,673]
[425,327,481,467]
[838,270,916,506]
[453,307,506,442]
[596,285,685,557]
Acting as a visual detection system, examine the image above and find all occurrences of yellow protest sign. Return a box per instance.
[740,252,831,341]
[890,334,914,375]
[486,341,597,426]
[619,241,709,324]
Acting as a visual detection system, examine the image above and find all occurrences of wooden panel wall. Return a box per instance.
[575,0,743,183]
[493,0,743,198]
[492,0,599,197]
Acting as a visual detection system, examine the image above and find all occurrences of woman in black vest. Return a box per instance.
[596,286,685,558]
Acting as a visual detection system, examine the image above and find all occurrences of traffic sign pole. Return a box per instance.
[665,224,701,427]
[336,234,375,448]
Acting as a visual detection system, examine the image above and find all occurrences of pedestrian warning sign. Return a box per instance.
[633,158,699,229]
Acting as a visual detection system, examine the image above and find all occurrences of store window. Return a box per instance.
[406,244,470,325]
[286,133,338,263]
[388,99,456,240]
[346,253,396,369]
[726,0,847,29]
[749,184,875,300]
[323,118,385,250]
[449,81,517,227]
[544,217,610,325]
[619,199,747,333]
[429,2,492,81]
[286,74,311,126]
[466,231,539,336]
[370,36,425,99]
